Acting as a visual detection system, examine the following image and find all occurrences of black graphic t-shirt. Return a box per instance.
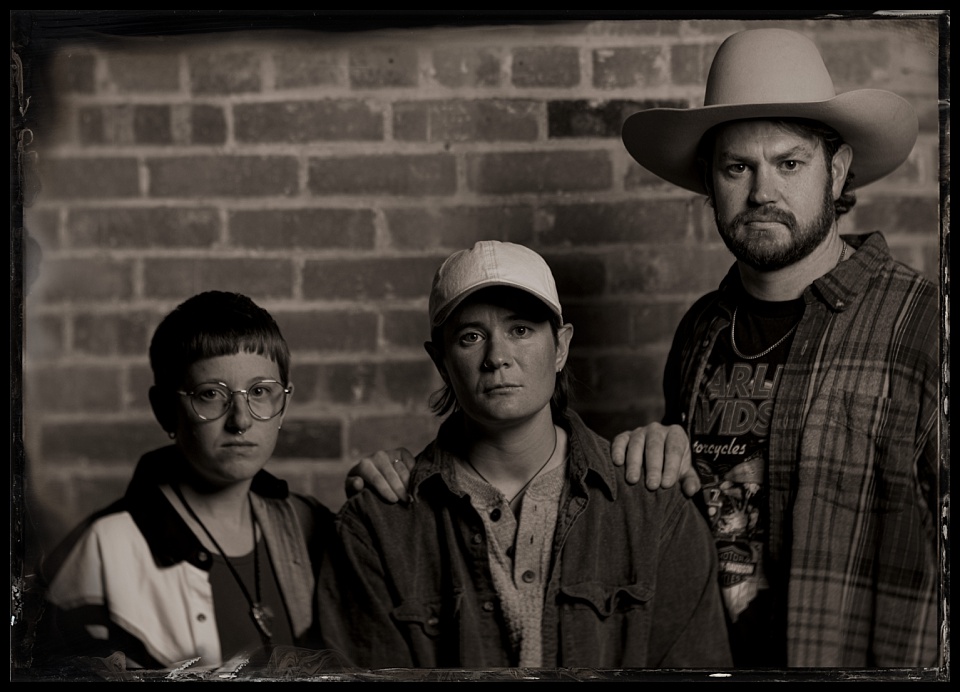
[691,292,804,667]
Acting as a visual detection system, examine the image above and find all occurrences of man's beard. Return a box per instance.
[713,184,836,272]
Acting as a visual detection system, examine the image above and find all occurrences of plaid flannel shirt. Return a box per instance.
[663,232,940,667]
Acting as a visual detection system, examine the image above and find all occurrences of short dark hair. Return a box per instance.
[149,291,291,388]
[428,286,571,419]
[696,117,857,217]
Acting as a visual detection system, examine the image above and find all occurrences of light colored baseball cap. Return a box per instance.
[428,240,562,328]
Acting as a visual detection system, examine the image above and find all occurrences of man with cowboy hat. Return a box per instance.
[612,27,939,668]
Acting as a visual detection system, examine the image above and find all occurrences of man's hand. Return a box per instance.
[610,423,700,497]
[344,448,416,503]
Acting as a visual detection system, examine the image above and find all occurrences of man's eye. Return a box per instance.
[196,387,226,401]
[459,332,481,344]
[513,325,530,337]
[782,160,799,170]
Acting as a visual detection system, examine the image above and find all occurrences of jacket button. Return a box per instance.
[197,550,209,563]
[472,533,483,545]
[506,545,515,559]
[522,570,535,583]
[197,613,207,622]
[427,616,439,627]
[490,508,502,522]
[680,412,687,423]
[482,601,495,612]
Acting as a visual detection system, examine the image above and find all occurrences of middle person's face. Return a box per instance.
[435,292,572,430]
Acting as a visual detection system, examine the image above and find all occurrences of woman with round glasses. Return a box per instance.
[33,291,338,672]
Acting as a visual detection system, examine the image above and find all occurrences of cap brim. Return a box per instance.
[431,280,563,328]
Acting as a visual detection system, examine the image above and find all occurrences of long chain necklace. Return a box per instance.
[465,427,559,506]
[731,241,846,360]
[172,484,273,646]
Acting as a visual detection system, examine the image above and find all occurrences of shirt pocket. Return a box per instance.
[557,580,653,617]
[391,596,448,639]
[809,390,918,513]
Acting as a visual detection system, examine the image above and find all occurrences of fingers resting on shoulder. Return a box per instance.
[344,448,416,503]
[610,422,700,497]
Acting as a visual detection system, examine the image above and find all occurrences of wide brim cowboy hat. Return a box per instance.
[621,28,919,195]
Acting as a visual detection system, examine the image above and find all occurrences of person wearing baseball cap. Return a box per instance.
[317,240,732,669]
[610,28,939,668]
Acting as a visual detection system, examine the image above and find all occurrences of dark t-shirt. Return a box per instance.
[691,290,803,667]
[209,537,295,662]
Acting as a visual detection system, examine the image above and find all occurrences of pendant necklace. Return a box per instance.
[466,426,559,506]
[172,483,273,646]
[731,241,846,360]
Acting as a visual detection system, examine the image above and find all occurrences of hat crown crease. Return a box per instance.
[705,31,836,106]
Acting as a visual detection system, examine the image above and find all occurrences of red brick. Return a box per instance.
[512,46,580,88]
[45,51,96,94]
[820,39,892,89]
[393,100,539,142]
[393,105,427,140]
[277,310,379,353]
[68,207,220,248]
[134,105,173,145]
[624,159,687,191]
[466,151,612,194]
[385,205,534,249]
[303,256,438,301]
[274,48,342,89]
[307,154,456,196]
[383,309,430,349]
[576,406,667,444]
[42,157,140,199]
[591,353,667,405]
[541,253,606,299]
[545,200,694,244]
[853,196,939,237]
[593,46,666,89]
[671,42,719,87]
[608,245,731,295]
[234,100,384,143]
[189,105,227,144]
[289,362,377,406]
[189,51,261,94]
[344,413,439,460]
[549,99,678,139]
[31,366,124,413]
[273,419,342,459]
[143,258,295,300]
[349,45,419,88]
[230,209,375,250]
[148,156,298,197]
[34,257,134,302]
[24,314,64,359]
[432,46,502,88]
[41,420,167,460]
[106,52,180,92]
[24,209,60,250]
[73,311,156,356]
[563,302,684,348]
[382,360,442,408]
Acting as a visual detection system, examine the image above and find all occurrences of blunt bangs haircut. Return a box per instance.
[696,117,857,217]
[428,286,572,419]
[149,291,291,388]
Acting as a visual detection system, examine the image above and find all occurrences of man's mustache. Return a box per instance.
[732,208,798,229]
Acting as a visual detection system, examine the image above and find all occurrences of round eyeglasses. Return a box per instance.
[177,380,290,421]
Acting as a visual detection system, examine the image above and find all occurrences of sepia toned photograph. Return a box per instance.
[11,10,949,682]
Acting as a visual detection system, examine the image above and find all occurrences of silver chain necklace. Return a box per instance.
[731,241,846,360]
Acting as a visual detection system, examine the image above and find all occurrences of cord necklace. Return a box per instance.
[172,483,273,646]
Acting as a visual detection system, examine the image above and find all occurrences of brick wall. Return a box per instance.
[14,15,944,554]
